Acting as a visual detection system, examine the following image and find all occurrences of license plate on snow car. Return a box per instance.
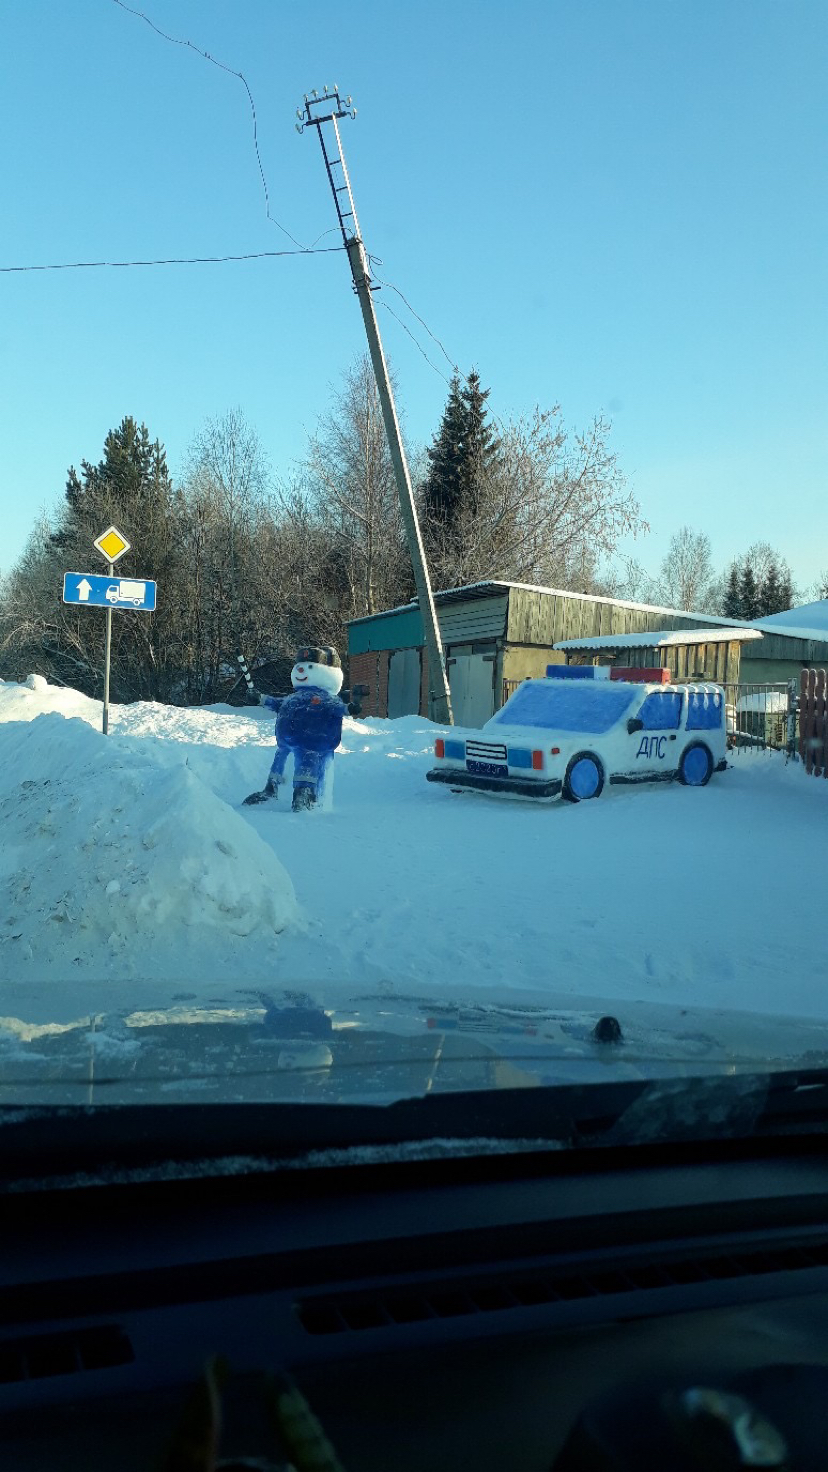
[467,759,508,778]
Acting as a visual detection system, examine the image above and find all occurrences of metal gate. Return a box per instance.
[387,648,421,718]
[448,654,496,727]
[725,682,797,756]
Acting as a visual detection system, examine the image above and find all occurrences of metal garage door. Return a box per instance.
[448,654,496,727]
[387,648,421,717]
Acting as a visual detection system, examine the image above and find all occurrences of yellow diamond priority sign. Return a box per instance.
[93,525,130,564]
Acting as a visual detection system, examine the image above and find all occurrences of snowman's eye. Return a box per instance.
[308,663,315,668]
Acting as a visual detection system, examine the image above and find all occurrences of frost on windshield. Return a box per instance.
[490,681,636,733]
[687,689,724,730]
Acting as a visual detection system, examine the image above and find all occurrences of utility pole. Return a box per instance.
[297,87,453,725]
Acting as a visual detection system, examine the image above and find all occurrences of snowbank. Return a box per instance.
[3,676,828,1030]
[0,691,297,980]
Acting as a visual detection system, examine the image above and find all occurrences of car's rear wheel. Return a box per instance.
[679,742,713,787]
[563,753,604,802]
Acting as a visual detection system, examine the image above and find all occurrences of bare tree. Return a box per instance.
[297,356,410,621]
[655,527,719,612]
[592,555,660,605]
[422,407,647,593]
[176,409,283,699]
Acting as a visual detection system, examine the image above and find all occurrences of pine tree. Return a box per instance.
[423,369,499,532]
[459,369,500,517]
[739,562,759,621]
[759,558,782,617]
[723,563,742,618]
[53,416,174,547]
[778,571,793,611]
[423,374,466,529]
[45,417,184,702]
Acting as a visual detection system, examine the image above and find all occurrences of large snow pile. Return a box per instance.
[2,676,828,1025]
[0,684,297,981]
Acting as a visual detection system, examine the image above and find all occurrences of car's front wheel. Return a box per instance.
[678,742,713,787]
[563,753,605,802]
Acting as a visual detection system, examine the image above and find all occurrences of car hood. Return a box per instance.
[3,979,828,1107]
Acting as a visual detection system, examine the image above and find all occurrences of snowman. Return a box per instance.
[244,646,366,811]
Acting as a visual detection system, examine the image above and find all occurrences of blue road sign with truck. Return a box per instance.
[62,573,157,611]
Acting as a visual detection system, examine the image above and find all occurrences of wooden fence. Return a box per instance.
[799,670,828,777]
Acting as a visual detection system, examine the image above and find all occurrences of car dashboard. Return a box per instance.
[3,1122,828,1469]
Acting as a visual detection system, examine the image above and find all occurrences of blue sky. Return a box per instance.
[2,0,826,589]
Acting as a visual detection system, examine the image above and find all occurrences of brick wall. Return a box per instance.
[348,649,390,717]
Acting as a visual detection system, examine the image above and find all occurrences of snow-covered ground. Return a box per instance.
[1,675,827,1027]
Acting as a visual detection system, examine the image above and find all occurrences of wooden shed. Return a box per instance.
[555,627,764,685]
[347,581,774,725]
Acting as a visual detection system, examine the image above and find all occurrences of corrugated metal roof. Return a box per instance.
[348,579,756,629]
[557,628,764,651]
[347,580,828,647]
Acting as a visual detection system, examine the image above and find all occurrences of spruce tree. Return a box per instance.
[459,369,500,517]
[759,558,782,616]
[778,570,794,611]
[739,562,759,621]
[423,374,466,529]
[423,369,499,532]
[53,416,174,547]
[723,563,742,618]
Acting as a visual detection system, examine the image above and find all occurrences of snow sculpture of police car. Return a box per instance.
[426,666,727,802]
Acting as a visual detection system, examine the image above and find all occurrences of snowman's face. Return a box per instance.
[291,660,343,696]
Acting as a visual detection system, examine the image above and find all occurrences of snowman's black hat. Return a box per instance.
[295,645,340,669]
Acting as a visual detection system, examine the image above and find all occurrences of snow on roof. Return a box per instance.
[348,581,828,646]
[750,599,828,635]
[348,579,754,628]
[556,628,764,651]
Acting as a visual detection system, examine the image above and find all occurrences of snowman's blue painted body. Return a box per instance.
[261,687,348,802]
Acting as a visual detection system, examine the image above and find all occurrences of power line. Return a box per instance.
[0,247,343,274]
[377,300,453,386]
[372,266,460,378]
[375,270,510,439]
[110,0,308,251]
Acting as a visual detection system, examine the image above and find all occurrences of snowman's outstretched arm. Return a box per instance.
[236,654,289,712]
[345,682,369,717]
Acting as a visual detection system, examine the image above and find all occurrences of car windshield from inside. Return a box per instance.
[488,681,637,734]
[0,3,826,1172]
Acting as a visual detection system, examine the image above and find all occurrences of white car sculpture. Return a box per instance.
[426,666,728,802]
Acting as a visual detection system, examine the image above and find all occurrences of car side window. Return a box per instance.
[637,692,683,730]
[686,689,724,730]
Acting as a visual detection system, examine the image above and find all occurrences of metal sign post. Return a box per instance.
[63,530,157,733]
[92,528,130,737]
[102,561,113,736]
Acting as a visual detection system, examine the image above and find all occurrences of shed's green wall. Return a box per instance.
[348,607,423,655]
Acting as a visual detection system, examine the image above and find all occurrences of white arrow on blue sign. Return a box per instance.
[63,572,157,612]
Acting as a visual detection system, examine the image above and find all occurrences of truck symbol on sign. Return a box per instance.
[106,580,146,607]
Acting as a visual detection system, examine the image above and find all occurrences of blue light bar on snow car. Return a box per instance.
[546,665,610,679]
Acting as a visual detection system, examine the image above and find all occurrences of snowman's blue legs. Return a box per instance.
[266,742,291,790]
[291,748,332,809]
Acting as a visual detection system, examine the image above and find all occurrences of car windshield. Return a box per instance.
[488,681,637,734]
[0,3,827,1158]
